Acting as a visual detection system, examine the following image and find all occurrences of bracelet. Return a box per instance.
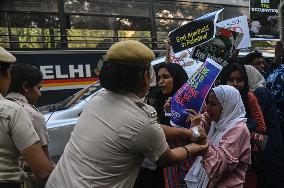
[192,126,200,142]
[182,146,190,159]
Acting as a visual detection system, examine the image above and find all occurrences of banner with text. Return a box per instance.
[170,58,222,128]
[191,27,244,66]
[217,15,251,49]
[169,9,223,53]
[250,0,280,40]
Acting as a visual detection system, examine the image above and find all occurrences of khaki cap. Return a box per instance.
[106,40,155,67]
[0,46,16,63]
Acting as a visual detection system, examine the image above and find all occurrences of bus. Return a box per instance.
[0,0,249,106]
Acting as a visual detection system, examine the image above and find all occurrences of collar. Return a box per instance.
[6,92,29,103]
[125,92,143,103]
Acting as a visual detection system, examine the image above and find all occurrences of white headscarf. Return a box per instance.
[245,65,266,91]
[185,85,246,188]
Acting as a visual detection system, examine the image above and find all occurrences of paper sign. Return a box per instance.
[169,9,223,53]
[250,0,280,40]
[191,27,244,66]
[169,47,203,78]
[217,15,251,49]
[170,58,222,128]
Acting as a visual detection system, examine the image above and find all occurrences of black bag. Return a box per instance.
[251,131,268,166]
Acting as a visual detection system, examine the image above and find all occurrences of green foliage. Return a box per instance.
[67,29,114,48]
[0,27,9,48]
[10,28,60,48]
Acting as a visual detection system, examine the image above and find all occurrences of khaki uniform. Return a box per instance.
[0,94,39,183]
[46,90,168,188]
[6,93,49,146]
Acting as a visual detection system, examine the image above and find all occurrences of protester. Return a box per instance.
[266,41,284,76]
[45,40,209,188]
[219,62,266,188]
[185,85,251,187]
[219,62,266,133]
[266,41,284,151]
[0,47,54,188]
[155,63,202,188]
[245,65,284,188]
[242,51,266,76]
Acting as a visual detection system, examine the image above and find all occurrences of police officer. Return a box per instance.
[6,63,54,188]
[6,64,52,162]
[0,47,54,188]
[46,41,208,188]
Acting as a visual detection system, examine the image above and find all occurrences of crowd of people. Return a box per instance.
[0,38,284,188]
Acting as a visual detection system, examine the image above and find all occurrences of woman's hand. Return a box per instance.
[204,112,212,124]
[188,125,207,143]
[186,109,202,127]
[186,140,210,156]
[164,38,172,64]
[164,38,171,52]
[163,97,171,113]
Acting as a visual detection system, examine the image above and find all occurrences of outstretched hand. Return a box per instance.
[186,140,210,156]
[191,125,207,143]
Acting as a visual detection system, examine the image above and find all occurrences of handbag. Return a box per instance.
[250,131,268,166]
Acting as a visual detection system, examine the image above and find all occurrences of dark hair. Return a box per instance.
[9,63,43,93]
[0,62,10,76]
[219,62,250,116]
[154,63,188,125]
[99,61,149,93]
[242,51,263,65]
[157,63,188,96]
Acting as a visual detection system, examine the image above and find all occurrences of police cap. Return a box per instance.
[0,46,16,64]
[106,40,155,69]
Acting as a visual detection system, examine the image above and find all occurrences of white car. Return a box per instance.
[41,82,103,162]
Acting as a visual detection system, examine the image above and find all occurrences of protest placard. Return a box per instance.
[191,27,243,66]
[250,0,280,40]
[217,15,251,49]
[168,9,223,53]
[170,58,222,128]
[169,47,203,78]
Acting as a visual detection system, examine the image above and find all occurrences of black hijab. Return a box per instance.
[155,63,188,125]
[157,63,189,97]
[219,62,250,117]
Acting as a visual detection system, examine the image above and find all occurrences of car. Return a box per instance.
[238,51,274,62]
[40,82,103,162]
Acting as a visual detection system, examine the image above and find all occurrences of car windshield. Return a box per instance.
[39,82,101,113]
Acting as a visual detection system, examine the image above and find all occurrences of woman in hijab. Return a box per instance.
[245,65,284,188]
[156,63,208,188]
[219,62,266,134]
[185,85,251,187]
[155,63,189,125]
[219,62,266,187]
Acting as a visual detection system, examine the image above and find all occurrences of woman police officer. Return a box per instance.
[0,47,54,188]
